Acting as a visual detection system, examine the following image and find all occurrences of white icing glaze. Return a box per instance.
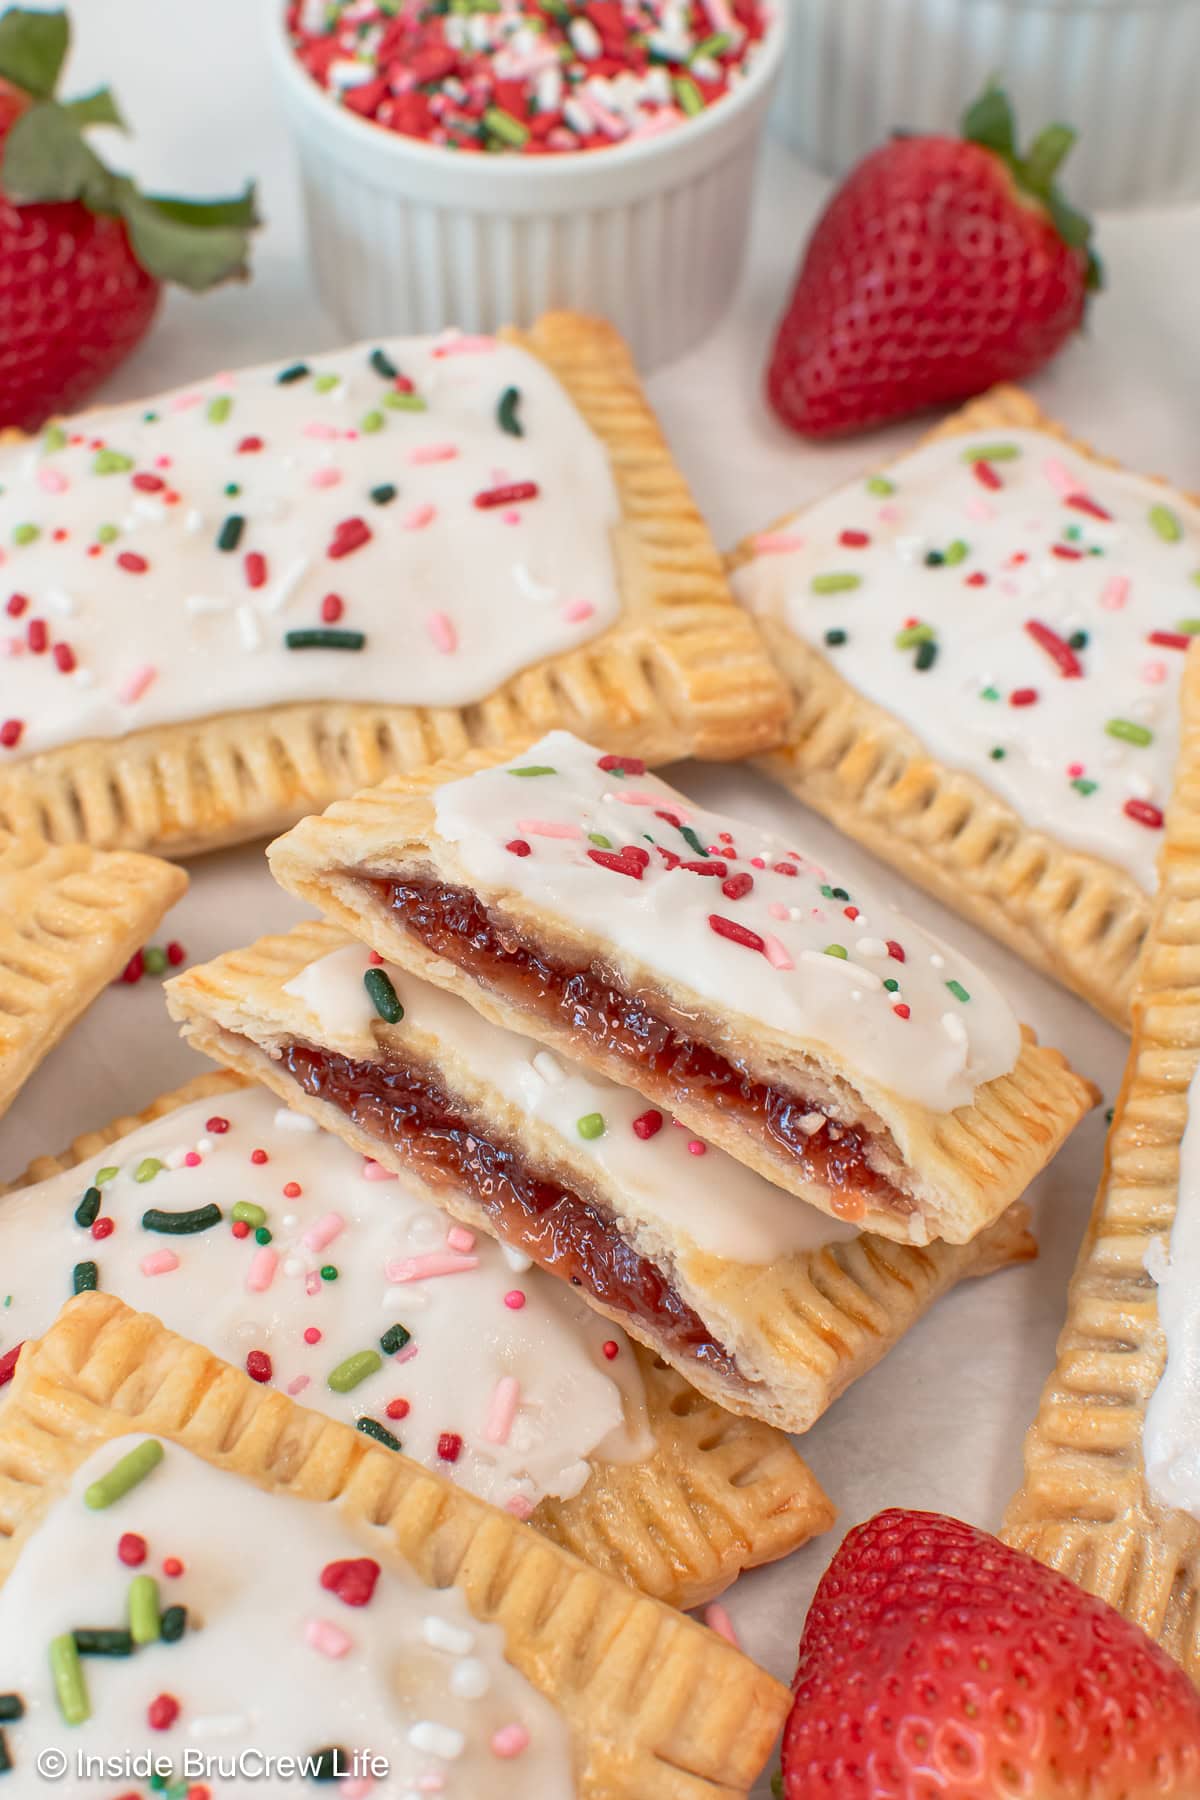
[1144,1060,1200,1518]
[0,1088,649,1513]
[284,944,857,1260]
[733,428,1200,892]
[430,731,1023,1113]
[0,336,620,760]
[0,1434,574,1797]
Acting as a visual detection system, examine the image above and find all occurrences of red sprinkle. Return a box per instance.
[5,592,27,616]
[327,516,372,559]
[162,1557,184,1578]
[506,838,532,857]
[321,1557,382,1607]
[632,1109,663,1140]
[92,1217,115,1241]
[52,641,76,673]
[965,571,989,587]
[231,1221,250,1240]
[117,1532,147,1567]
[386,1398,410,1421]
[1010,687,1039,707]
[132,472,164,493]
[587,848,644,880]
[656,847,681,870]
[597,753,646,776]
[0,1343,22,1387]
[244,551,268,589]
[245,1350,272,1383]
[1051,544,1084,561]
[437,1432,463,1462]
[680,859,727,876]
[1124,798,1164,830]
[474,481,539,509]
[206,1116,230,1134]
[120,950,144,984]
[250,1149,268,1165]
[1024,619,1083,678]
[0,719,23,749]
[1149,631,1193,651]
[166,941,186,966]
[772,861,797,877]
[602,1341,619,1360]
[320,592,344,623]
[721,872,754,901]
[971,460,1002,491]
[1066,492,1112,521]
[886,940,905,963]
[303,1327,322,1345]
[237,435,265,454]
[117,551,149,573]
[843,906,859,920]
[839,528,871,547]
[26,617,47,653]
[893,1003,911,1020]
[708,914,765,954]
[283,1181,301,1199]
[147,1695,180,1732]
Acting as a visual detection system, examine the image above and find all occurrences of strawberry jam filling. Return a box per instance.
[364,876,909,1220]
[279,1039,736,1377]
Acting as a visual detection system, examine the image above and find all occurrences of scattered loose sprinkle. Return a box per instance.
[1149,503,1183,543]
[84,1439,164,1510]
[811,572,861,594]
[1105,717,1154,747]
[364,966,404,1023]
[284,628,366,651]
[576,1112,605,1140]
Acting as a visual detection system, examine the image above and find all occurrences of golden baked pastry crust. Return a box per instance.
[0,829,186,1119]
[728,385,1193,1032]
[0,314,787,859]
[264,747,1098,1248]
[1,1068,834,1609]
[0,1290,790,1798]
[1001,648,1200,1681]
[168,918,1039,1433]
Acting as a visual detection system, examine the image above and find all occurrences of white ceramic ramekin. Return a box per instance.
[267,2,786,370]
[771,0,1200,210]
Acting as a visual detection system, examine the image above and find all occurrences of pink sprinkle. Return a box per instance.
[386,1252,480,1282]
[703,1603,741,1649]
[431,333,496,357]
[515,817,583,839]
[506,1495,534,1520]
[303,1212,345,1254]
[612,790,682,812]
[767,902,791,921]
[485,1374,521,1446]
[504,1290,526,1310]
[750,857,765,869]
[394,1343,419,1365]
[1043,456,1078,496]
[246,1247,278,1293]
[426,611,458,655]
[1142,660,1168,684]
[403,504,436,530]
[309,466,342,489]
[140,1249,179,1277]
[1101,575,1131,611]
[686,1140,707,1156]
[304,1617,353,1660]
[287,1375,311,1397]
[183,1152,202,1168]
[37,465,68,494]
[303,421,340,440]
[562,598,594,624]
[408,442,459,465]
[877,503,902,523]
[361,1159,396,1182]
[965,496,995,522]
[305,1270,322,1297]
[751,531,805,554]
[491,1724,530,1760]
[1067,761,1085,779]
[446,1225,476,1253]
[762,932,794,971]
[118,663,157,706]
[171,391,204,411]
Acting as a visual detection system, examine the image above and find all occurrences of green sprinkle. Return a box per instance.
[1149,503,1182,543]
[962,442,1021,462]
[231,1202,267,1228]
[73,1261,97,1295]
[946,979,970,1003]
[357,1418,402,1451]
[497,386,523,437]
[142,944,168,976]
[364,966,404,1023]
[320,1265,339,1282]
[679,824,708,857]
[894,624,934,648]
[94,1166,118,1186]
[380,1323,411,1355]
[1072,777,1098,795]
[285,628,366,651]
[142,411,159,424]
[160,1606,187,1644]
[207,394,233,425]
[255,1227,272,1246]
[328,1349,383,1394]
[1192,572,1200,588]
[577,1112,606,1140]
[0,1697,21,1722]
[692,30,730,56]
[42,424,67,453]
[811,572,861,594]
[980,686,1000,702]
[924,550,944,566]
[824,627,848,647]
[370,483,397,505]
[1105,1106,1115,1124]
[1067,630,1088,650]
[85,1439,164,1510]
[360,409,385,434]
[943,538,969,566]
[128,1574,160,1645]
[74,1186,101,1229]
[915,640,938,671]
[314,372,340,393]
[73,1628,133,1657]
[277,362,310,384]
[673,74,704,114]
[509,764,556,777]
[92,449,133,475]
[824,944,848,959]
[224,482,241,497]
[1177,617,1200,634]
[384,390,426,411]
[133,1158,164,1185]
[369,347,399,379]
[1065,523,1082,541]
[216,514,245,552]
[0,1726,10,1773]
[49,1633,90,1725]
[96,523,119,544]
[883,977,899,992]
[485,104,529,144]
[866,475,895,495]
[1105,717,1153,747]
[12,523,38,546]
[588,832,612,848]
[990,747,1006,760]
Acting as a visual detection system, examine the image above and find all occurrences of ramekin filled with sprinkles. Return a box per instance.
[270,0,785,368]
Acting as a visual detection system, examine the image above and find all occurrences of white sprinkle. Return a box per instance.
[450,1657,492,1700]
[45,587,76,617]
[274,1107,319,1132]
[531,1050,565,1085]
[408,1722,466,1761]
[942,1012,968,1048]
[184,508,206,534]
[185,594,231,615]
[264,555,311,615]
[569,15,601,55]
[422,1616,475,1656]
[512,563,557,605]
[131,496,167,525]
[929,952,945,969]
[501,1243,534,1274]
[236,603,261,650]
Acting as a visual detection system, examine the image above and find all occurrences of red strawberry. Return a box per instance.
[782,1509,1200,1798]
[767,87,1099,438]
[0,7,257,433]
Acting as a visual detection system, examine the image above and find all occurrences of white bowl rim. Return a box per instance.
[267,0,787,182]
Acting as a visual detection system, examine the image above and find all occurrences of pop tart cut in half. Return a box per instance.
[167,923,1039,1434]
[263,731,1098,1249]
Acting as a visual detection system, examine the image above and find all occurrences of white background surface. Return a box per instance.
[3,0,1200,1770]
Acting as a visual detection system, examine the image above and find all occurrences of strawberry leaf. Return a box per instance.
[118,185,257,290]
[962,85,1015,156]
[0,7,68,100]
[1021,123,1076,197]
[138,188,260,231]
[1,100,121,212]
[63,87,126,131]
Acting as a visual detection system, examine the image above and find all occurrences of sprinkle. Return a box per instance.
[704,1603,741,1648]
[320,1264,338,1282]
[503,1289,526,1311]
[824,944,848,959]
[1149,631,1192,651]
[943,539,969,566]
[369,347,399,380]
[577,1112,606,1140]
[92,1218,114,1242]
[277,362,309,384]
[84,1439,164,1510]
[1010,688,1038,708]
[207,394,233,424]
[72,1261,98,1294]
[118,663,157,705]
[361,966,404,1024]
[386,1252,480,1282]
[141,1203,222,1235]
[404,503,436,530]
[632,1110,664,1143]
[309,465,341,489]
[1106,717,1154,747]
[866,475,895,495]
[160,1606,187,1643]
[140,1249,179,1276]
[946,979,970,1003]
[231,1202,267,1229]
[752,530,805,554]
[602,1339,620,1360]
[74,1186,101,1228]
[446,1226,476,1253]
[762,933,794,970]
[1149,503,1183,542]
[708,913,765,953]
[1065,491,1112,521]
[244,551,268,589]
[245,1349,273,1383]
[128,1574,161,1645]
[301,1213,344,1256]
[408,442,458,465]
[437,1432,463,1463]
[509,764,557,778]
[587,847,644,879]
[327,516,372,559]
[93,448,134,474]
[12,522,37,545]
[216,514,245,552]
[245,1247,278,1294]
[1125,798,1164,829]
[971,460,1002,491]
[380,1323,411,1355]
[475,481,539,509]
[284,628,365,651]
[563,597,595,623]
[357,1418,402,1451]
[506,838,532,857]
[894,624,933,648]
[811,572,861,593]
[915,640,938,671]
[328,1350,383,1394]
[964,443,1021,462]
[305,1617,353,1660]
[0,1344,19,1387]
[491,1724,531,1759]
[50,1633,90,1725]
[1042,456,1078,496]
[485,1374,521,1445]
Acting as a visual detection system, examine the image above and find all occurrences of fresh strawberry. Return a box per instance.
[766,87,1100,438]
[783,1509,1200,1798]
[0,8,257,433]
